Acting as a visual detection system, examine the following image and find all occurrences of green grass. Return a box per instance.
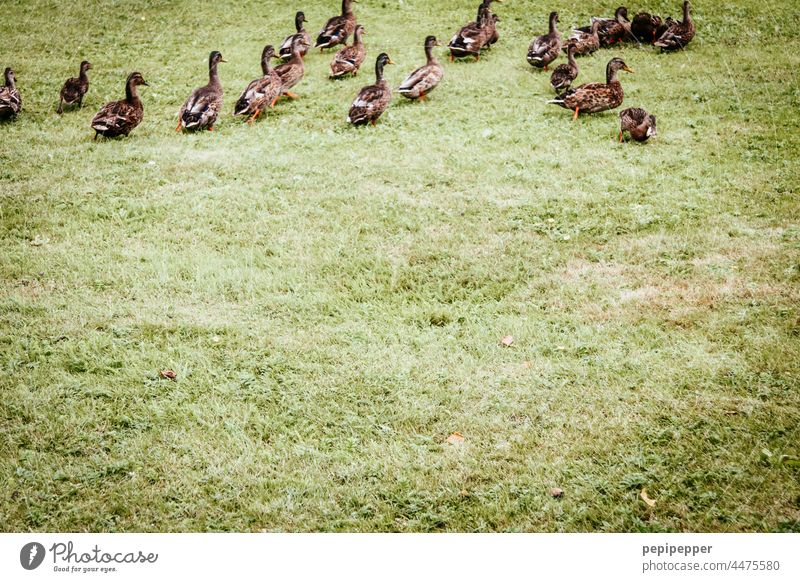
[1,0,799,532]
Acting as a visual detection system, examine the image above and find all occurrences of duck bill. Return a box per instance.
[387,59,396,65]
[623,65,634,73]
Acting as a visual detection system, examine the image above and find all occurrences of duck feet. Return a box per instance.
[284,91,299,99]
[572,107,580,121]
[175,120,182,133]
[618,130,623,142]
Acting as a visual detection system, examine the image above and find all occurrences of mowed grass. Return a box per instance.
[1,0,799,532]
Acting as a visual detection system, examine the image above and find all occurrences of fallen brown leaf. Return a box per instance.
[640,488,656,507]
[459,489,469,497]
[550,487,563,498]
[446,432,465,445]
[159,369,177,380]
[500,335,514,347]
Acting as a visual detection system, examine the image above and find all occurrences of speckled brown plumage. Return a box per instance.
[315,0,357,50]
[550,43,578,92]
[398,36,444,100]
[279,12,311,60]
[330,25,366,78]
[527,11,562,70]
[619,107,657,142]
[654,1,695,51]
[347,53,393,126]
[91,72,147,138]
[0,67,21,120]
[234,45,283,123]
[58,60,91,114]
[549,58,633,119]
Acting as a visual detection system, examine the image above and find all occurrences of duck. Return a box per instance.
[574,7,631,47]
[329,24,366,78]
[315,0,357,51]
[619,107,657,142]
[90,72,148,138]
[448,0,498,61]
[274,36,309,99]
[631,12,664,44]
[347,53,394,126]
[485,10,500,48]
[0,67,21,120]
[527,11,561,71]
[654,1,695,51]
[177,51,225,132]
[279,11,311,60]
[234,45,283,123]
[550,42,578,92]
[398,36,444,101]
[57,60,91,114]
[567,20,601,56]
[548,57,633,120]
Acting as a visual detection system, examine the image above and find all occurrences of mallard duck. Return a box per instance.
[631,12,664,44]
[279,11,311,60]
[548,57,633,120]
[567,20,601,56]
[347,53,394,126]
[485,11,500,48]
[330,24,366,78]
[619,107,656,142]
[398,36,444,101]
[574,7,631,47]
[90,72,148,138]
[448,0,499,61]
[177,51,225,132]
[315,0,357,50]
[654,1,695,51]
[57,60,91,114]
[274,36,309,99]
[550,42,578,92]
[234,45,283,123]
[527,11,561,70]
[0,67,21,120]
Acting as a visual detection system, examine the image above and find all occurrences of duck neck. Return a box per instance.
[566,46,576,67]
[290,45,304,64]
[353,28,364,46]
[683,2,691,23]
[615,8,627,23]
[209,60,221,87]
[125,81,140,105]
[425,44,437,65]
[295,13,305,32]
[606,64,619,84]
[549,15,558,35]
[591,21,601,37]
[79,65,89,81]
[375,60,386,84]
[5,72,15,89]
[261,54,272,75]
[342,0,353,16]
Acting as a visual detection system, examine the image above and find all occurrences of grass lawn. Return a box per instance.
[1,0,799,532]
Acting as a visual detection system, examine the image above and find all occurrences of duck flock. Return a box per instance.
[0,0,696,142]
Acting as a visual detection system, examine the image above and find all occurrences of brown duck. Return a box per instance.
[279,12,311,60]
[234,45,283,123]
[619,107,657,142]
[58,60,91,114]
[275,36,309,99]
[330,24,366,78]
[347,53,394,126]
[315,0,357,50]
[548,57,633,120]
[550,42,578,92]
[527,11,561,70]
[90,72,148,138]
[0,67,21,120]
[654,1,695,51]
[567,20,601,56]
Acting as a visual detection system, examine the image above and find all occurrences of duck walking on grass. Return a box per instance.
[330,24,366,78]
[58,60,91,114]
[279,11,311,60]
[275,36,309,99]
[619,107,657,142]
[550,42,578,92]
[527,11,561,71]
[548,57,633,120]
[574,7,631,47]
[234,45,283,124]
[654,1,695,51]
[91,72,148,138]
[316,0,357,51]
[567,20,601,56]
[177,51,226,132]
[398,36,444,101]
[0,67,21,120]
[448,0,499,61]
[347,53,394,126]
